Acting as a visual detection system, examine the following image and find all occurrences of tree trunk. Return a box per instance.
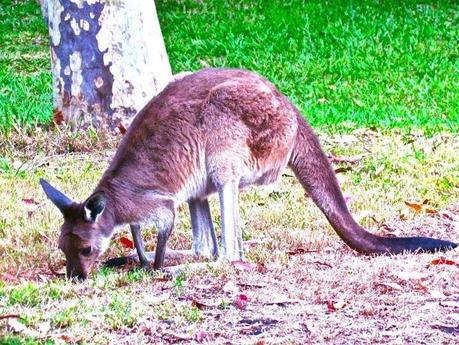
[43,0,172,130]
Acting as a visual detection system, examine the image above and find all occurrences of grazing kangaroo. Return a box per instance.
[40,68,457,280]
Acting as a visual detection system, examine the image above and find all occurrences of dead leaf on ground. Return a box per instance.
[425,208,439,215]
[22,198,39,205]
[430,257,458,267]
[375,282,403,292]
[235,294,249,310]
[404,201,423,212]
[117,123,127,135]
[192,299,218,310]
[326,300,347,312]
[118,236,134,249]
[195,330,208,342]
[404,201,439,215]
[231,260,258,271]
[335,167,352,174]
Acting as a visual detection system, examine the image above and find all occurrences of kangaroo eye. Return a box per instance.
[80,246,92,257]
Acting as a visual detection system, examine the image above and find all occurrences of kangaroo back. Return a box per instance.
[289,115,457,254]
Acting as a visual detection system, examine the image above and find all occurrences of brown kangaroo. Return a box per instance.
[40,68,457,280]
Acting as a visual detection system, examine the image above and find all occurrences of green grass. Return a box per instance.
[0,0,51,129]
[1,0,458,132]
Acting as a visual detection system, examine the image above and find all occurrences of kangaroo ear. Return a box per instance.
[83,192,106,223]
[40,178,73,215]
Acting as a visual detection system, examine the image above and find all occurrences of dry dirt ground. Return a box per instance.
[0,128,458,344]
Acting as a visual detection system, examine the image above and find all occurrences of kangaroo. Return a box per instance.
[40,68,457,280]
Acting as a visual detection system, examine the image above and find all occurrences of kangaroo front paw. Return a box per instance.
[104,256,130,268]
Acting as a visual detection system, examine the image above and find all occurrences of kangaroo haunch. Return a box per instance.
[40,68,457,280]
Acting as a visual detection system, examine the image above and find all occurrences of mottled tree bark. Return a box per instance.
[43,0,172,130]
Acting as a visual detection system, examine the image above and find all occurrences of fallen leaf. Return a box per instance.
[119,236,134,249]
[195,330,207,342]
[326,299,347,311]
[59,335,72,343]
[231,260,257,271]
[404,201,423,212]
[425,208,438,215]
[117,123,127,135]
[440,211,455,221]
[22,198,38,205]
[335,167,352,174]
[431,257,458,267]
[53,109,64,125]
[192,299,218,310]
[236,294,249,310]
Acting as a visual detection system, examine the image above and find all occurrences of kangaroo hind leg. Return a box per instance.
[217,179,244,261]
[189,198,219,258]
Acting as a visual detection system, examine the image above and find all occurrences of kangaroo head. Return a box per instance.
[40,179,113,280]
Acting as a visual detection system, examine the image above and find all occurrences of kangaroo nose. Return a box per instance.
[67,268,88,281]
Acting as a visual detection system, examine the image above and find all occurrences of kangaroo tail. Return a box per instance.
[288,115,457,255]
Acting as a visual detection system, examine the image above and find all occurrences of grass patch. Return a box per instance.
[104,294,138,330]
[1,0,459,132]
[0,336,54,345]
[158,0,459,133]
[0,0,52,130]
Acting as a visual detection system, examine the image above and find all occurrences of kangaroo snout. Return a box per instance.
[66,262,90,280]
